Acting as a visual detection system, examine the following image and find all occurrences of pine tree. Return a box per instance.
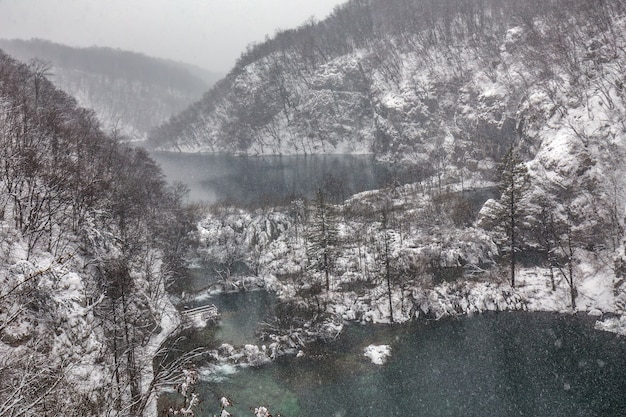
[497,148,531,288]
[307,190,339,292]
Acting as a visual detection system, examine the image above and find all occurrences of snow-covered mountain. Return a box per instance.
[0,38,221,141]
[149,0,626,170]
[170,0,626,325]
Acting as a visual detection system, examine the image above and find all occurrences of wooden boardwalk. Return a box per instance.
[181,304,220,325]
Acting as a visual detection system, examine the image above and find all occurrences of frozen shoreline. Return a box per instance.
[181,259,624,377]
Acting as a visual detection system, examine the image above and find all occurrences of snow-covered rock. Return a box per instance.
[364,344,391,365]
[595,316,626,336]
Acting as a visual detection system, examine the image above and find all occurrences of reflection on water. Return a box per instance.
[154,153,626,416]
[175,291,277,353]
[210,291,276,346]
[194,312,626,417]
[151,153,423,204]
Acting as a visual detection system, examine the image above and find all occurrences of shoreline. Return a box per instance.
[173,265,623,372]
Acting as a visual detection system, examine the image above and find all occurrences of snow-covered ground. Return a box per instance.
[181,10,626,375]
[0,219,183,417]
[194,183,625,348]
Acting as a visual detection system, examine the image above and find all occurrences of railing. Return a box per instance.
[181,304,220,325]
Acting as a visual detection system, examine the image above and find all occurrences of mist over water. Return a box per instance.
[152,153,422,205]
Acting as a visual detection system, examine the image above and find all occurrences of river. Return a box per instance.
[154,153,626,417]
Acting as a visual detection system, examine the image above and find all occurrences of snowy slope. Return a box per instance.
[150,0,624,168]
[0,51,188,416]
[181,1,626,340]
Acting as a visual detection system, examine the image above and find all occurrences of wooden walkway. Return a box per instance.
[181,304,220,324]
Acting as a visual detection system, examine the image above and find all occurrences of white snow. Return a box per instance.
[255,406,270,417]
[595,316,626,336]
[183,7,626,342]
[198,363,240,382]
[364,344,392,365]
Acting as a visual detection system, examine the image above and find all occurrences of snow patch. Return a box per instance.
[198,363,240,382]
[364,344,391,365]
[595,316,626,337]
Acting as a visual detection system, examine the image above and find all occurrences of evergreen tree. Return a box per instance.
[497,149,531,288]
[307,190,339,292]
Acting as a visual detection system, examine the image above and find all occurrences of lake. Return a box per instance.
[151,152,425,205]
[155,153,626,417]
[178,291,626,417]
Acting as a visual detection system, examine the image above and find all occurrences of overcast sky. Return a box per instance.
[0,0,347,73]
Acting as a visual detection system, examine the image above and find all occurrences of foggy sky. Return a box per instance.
[0,0,347,73]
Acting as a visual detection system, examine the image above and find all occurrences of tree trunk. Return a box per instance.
[510,191,516,288]
[381,209,394,324]
[121,290,141,415]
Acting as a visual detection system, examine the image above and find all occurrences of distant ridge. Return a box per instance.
[0,38,222,141]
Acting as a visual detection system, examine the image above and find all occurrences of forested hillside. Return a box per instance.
[0,50,196,416]
[2,0,625,413]
[0,38,220,141]
[150,0,626,164]
[166,0,626,325]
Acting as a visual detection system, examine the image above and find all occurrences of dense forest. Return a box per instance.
[0,38,220,142]
[0,50,197,416]
[2,0,626,415]
[161,0,626,338]
[150,0,625,161]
